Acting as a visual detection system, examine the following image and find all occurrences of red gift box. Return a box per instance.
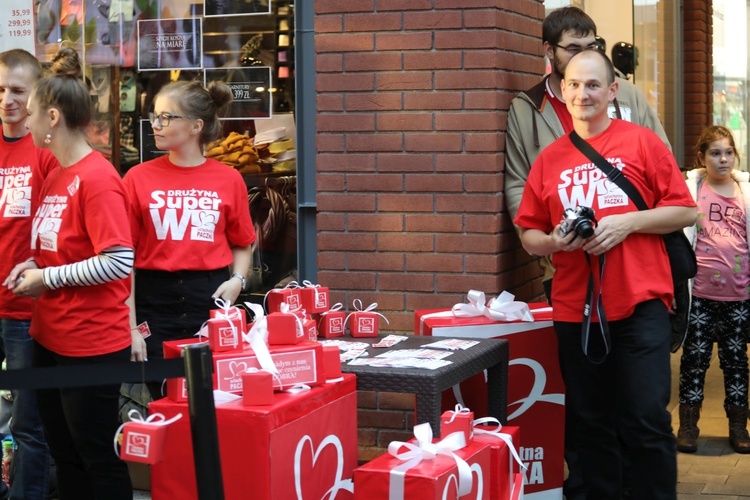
[266,287,303,313]
[151,375,358,500]
[118,411,183,464]
[242,370,274,406]
[440,404,474,445]
[316,306,345,339]
[353,423,490,499]
[163,337,324,394]
[267,309,305,345]
[414,290,536,337]
[299,283,329,314]
[424,299,563,498]
[303,318,317,342]
[346,300,389,338]
[472,420,523,500]
[166,377,188,403]
[207,317,243,353]
[322,346,342,380]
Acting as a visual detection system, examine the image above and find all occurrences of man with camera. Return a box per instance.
[514,49,696,499]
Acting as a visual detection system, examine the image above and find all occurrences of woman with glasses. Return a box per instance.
[6,46,133,499]
[123,80,255,399]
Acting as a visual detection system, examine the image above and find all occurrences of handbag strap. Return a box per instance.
[569,130,648,212]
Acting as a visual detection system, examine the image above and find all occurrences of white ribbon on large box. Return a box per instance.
[419,290,534,335]
[386,422,472,500]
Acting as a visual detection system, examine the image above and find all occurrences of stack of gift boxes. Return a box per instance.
[149,282,364,500]
[354,405,525,499]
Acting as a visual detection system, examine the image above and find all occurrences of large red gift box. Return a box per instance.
[162,338,324,394]
[353,428,491,500]
[417,302,564,498]
[151,375,358,500]
[473,424,522,500]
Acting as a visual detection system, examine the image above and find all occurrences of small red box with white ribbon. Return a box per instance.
[441,404,474,445]
[265,283,303,313]
[316,303,345,338]
[345,300,389,338]
[242,369,275,406]
[116,409,182,464]
[267,303,306,345]
[299,280,330,314]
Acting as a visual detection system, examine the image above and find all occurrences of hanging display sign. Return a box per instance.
[205,67,273,120]
[137,18,203,72]
[204,0,271,17]
[0,0,36,53]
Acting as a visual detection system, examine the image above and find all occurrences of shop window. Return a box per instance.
[713,0,749,168]
[15,0,299,294]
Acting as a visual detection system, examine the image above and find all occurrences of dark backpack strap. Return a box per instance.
[569,130,648,211]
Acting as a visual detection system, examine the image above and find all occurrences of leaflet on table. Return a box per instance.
[340,348,368,363]
[319,340,371,351]
[375,349,453,360]
[372,335,409,348]
[421,339,480,351]
[348,357,452,370]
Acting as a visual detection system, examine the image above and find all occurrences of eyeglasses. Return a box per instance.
[148,112,186,127]
[555,43,600,55]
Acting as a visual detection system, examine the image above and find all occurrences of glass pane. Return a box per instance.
[29,0,298,294]
[713,0,748,169]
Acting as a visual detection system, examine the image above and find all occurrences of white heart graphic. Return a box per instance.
[441,473,460,499]
[470,463,484,499]
[294,434,353,499]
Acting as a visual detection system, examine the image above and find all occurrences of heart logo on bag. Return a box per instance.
[225,361,249,381]
[294,434,353,500]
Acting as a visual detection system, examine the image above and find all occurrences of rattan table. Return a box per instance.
[339,335,509,437]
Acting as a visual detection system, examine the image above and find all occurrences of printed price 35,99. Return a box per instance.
[11,9,32,16]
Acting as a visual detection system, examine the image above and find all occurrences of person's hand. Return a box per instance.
[4,260,39,290]
[582,213,635,256]
[130,330,148,362]
[552,223,587,252]
[212,278,243,304]
[10,269,46,299]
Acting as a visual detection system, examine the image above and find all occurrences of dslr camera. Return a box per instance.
[560,206,597,238]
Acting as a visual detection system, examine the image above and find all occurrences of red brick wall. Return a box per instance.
[682,0,713,165]
[315,0,548,337]
[314,0,547,462]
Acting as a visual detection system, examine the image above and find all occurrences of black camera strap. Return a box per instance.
[582,253,610,364]
[568,130,638,363]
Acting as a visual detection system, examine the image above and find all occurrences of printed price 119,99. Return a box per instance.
[9,29,32,37]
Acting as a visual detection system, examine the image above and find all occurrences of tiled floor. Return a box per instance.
[671,349,750,498]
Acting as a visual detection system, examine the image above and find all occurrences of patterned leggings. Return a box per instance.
[679,296,750,410]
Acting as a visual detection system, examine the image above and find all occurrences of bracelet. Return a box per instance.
[230,272,246,291]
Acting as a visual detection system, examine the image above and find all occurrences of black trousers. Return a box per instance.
[33,342,132,500]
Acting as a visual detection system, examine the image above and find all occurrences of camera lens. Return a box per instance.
[576,221,595,238]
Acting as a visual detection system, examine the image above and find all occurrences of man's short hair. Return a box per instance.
[542,7,597,46]
[567,49,617,86]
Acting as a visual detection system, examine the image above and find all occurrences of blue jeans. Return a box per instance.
[0,319,50,500]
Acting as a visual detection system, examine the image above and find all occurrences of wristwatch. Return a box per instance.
[230,272,246,290]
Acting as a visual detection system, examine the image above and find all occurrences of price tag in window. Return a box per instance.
[0,0,35,53]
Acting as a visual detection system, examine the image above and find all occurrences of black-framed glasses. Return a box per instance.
[555,43,599,55]
[148,112,185,127]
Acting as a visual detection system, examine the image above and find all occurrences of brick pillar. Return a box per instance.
[683,0,713,166]
[314,0,547,461]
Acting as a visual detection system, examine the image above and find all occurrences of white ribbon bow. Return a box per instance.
[453,290,533,322]
[344,300,390,329]
[446,403,472,424]
[472,417,527,471]
[301,280,319,289]
[320,302,344,317]
[387,422,472,499]
[242,302,278,376]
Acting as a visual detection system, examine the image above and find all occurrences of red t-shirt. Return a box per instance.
[0,134,59,320]
[123,156,256,271]
[514,120,696,322]
[30,151,132,356]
